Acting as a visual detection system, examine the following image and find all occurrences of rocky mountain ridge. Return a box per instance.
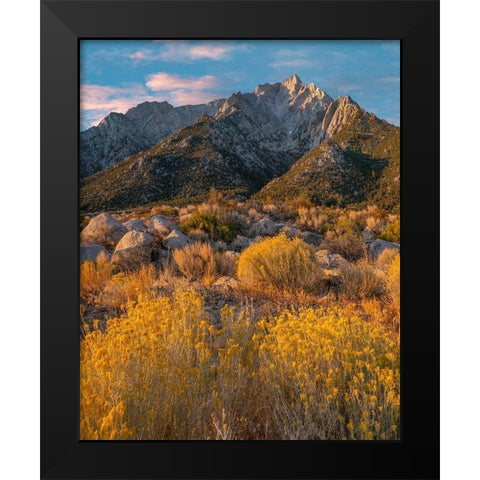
[80,74,399,212]
[81,75,362,178]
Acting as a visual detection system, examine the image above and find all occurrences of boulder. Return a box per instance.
[231,234,251,251]
[213,276,240,289]
[123,219,147,232]
[149,215,175,239]
[163,229,191,250]
[80,213,128,250]
[112,231,156,269]
[300,231,323,246]
[280,225,301,238]
[250,218,284,236]
[362,227,377,245]
[115,231,154,252]
[315,249,347,269]
[111,248,152,270]
[80,244,111,263]
[368,239,400,260]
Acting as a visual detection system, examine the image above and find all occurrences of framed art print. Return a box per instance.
[41,0,439,478]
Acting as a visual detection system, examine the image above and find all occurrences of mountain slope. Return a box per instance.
[80,114,297,212]
[80,99,225,178]
[256,99,400,210]
[255,140,383,207]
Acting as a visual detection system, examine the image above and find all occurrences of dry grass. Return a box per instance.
[339,262,383,299]
[80,203,401,440]
[101,264,158,310]
[172,242,235,284]
[320,231,365,261]
[296,207,327,232]
[376,248,400,267]
[80,261,115,303]
[172,242,217,281]
[366,216,385,234]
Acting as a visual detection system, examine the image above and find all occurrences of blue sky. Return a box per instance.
[80,40,400,131]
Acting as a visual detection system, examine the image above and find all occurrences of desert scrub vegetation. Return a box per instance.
[172,241,235,283]
[376,247,400,267]
[257,307,400,439]
[101,264,158,311]
[80,261,115,303]
[179,211,237,242]
[80,199,401,440]
[81,289,216,440]
[296,207,327,232]
[237,234,322,293]
[320,231,365,261]
[379,218,400,243]
[80,287,400,440]
[386,254,400,308]
[339,262,384,299]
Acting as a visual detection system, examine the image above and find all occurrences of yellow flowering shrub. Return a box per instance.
[237,234,322,292]
[257,308,400,439]
[213,305,265,439]
[386,254,400,316]
[81,288,216,440]
[81,288,400,440]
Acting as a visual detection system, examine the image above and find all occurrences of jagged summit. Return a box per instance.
[281,73,303,90]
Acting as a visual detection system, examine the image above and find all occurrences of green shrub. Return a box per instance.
[179,212,237,242]
[379,219,400,243]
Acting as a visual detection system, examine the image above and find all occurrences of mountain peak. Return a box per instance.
[282,74,303,90]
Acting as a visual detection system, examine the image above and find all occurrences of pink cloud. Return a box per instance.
[146,72,218,91]
[80,84,162,128]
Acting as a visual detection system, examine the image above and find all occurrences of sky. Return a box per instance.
[80,40,400,131]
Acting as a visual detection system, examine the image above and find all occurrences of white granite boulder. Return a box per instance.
[149,215,175,239]
[163,229,191,250]
[115,231,154,252]
[80,213,128,250]
[123,219,147,232]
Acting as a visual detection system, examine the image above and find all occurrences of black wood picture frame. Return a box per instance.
[41,1,439,478]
